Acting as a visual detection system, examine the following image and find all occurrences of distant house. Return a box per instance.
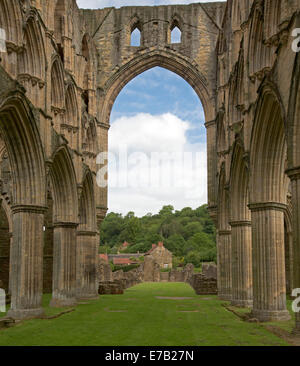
[145,242,173,269]
[113,257,132,266]
[99,254,109,263]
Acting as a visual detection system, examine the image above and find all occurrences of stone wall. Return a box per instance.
[188,274,217,295]
[202,263,217,280]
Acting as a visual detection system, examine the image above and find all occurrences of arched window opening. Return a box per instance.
[82,35,90,61]
[131,27,141,47]
[171,26,182,44]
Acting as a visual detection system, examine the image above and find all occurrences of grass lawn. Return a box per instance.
[0,282,292,346]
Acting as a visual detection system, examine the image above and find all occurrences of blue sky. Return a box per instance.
[77,0,225,9]
[78,0,216,216]
[108,67,207,216]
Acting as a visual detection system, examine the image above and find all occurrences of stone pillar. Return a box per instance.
[7,205,46,319]
[230,221,253,307]
[205,119,217,211]
[286,168,300,333]
[217,230,232,301]
[76,230,98,300]
[249,203,291,321]
[50,222,78,307]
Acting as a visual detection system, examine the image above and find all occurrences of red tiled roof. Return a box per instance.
[113,258,131,265]
[99,254,108,262]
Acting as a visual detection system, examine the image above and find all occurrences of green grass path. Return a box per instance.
[0,283,290,346]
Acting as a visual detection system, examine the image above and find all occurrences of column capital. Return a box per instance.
[248,202,287,212]
[11,204,48,214]
[204,119,216,128]
[53,222,79,229]
[229,220,251,227]
[286,166,300,180]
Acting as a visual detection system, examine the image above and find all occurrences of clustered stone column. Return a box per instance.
[50,222,78,307]
[217,230,232,301]
[230,221,253,307]
[287,168,300,334]
[76,231,98,300]
[249,203,291,321]
[7,205,46,319]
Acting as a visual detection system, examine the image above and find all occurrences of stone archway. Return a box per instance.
[249,87,290,322]
[48,145,79,308]
[229,142,252,308]
[99,50,214,126]
[77,169,98,300]
[0,90,46,319]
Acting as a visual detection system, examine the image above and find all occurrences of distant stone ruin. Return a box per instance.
[98,257,217,295]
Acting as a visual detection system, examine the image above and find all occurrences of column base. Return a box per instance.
[77,294,99,301]
[7,307,45,320]
[50,298,77,308]
[218,294,231,301]
[251,309,291,322]
[231,299,253,308]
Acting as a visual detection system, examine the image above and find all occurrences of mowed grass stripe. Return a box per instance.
[0,283,290,346]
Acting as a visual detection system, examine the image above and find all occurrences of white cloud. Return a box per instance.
[77,0,225,9]
[107,113,207,216]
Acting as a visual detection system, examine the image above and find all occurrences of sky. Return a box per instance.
[77,0,216,216]
[77,0,225,9]
[106,67,207,217]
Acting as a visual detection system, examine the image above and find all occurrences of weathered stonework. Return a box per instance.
[0,0,298,333]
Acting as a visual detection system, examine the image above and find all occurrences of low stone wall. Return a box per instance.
[98,281,124,295]
[98,259,217,296]
[188,273,217,295]
[202,263,217,280]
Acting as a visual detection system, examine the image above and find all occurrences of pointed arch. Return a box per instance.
[229,142,250,221]
[18,15,46,80]
[169,14,183,44]
[250,86,288,204]
[79,169,96,232]
[0,0,22,45]
[50,146,78,223]
[65,83,78,127]
[51,56,65,110]
[130,16,142,47]
[0,91,46,206]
